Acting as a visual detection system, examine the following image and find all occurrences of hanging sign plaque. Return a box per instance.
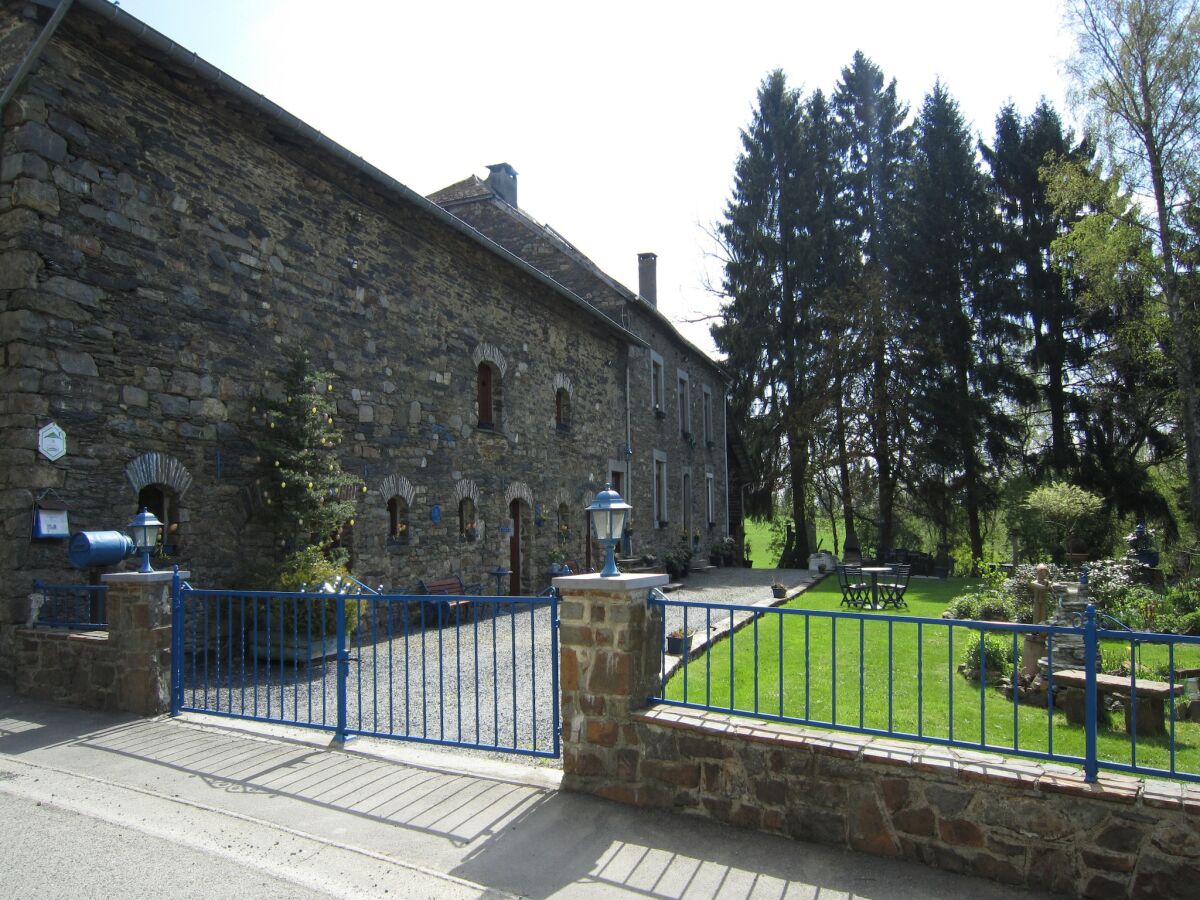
[38,422,67,461]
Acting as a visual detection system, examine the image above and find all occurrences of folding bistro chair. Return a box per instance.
[880,564,911,609]
[837,564,868,608]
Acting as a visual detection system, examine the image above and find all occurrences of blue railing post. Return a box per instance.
[1083,602,1099,783]
[170,566,183,716]
[334,593,349,744]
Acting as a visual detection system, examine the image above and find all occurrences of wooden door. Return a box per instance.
[509,499,521,595]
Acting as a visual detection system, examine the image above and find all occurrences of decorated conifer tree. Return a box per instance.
[256,349,361,569]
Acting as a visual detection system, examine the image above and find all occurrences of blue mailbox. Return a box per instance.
[68,531,136,569]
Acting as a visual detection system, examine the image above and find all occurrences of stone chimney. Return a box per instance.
[638,252,657,307]
[485,163,518,207]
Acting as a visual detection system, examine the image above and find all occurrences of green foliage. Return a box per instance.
[1022,482,1106,558]
[664,543,694,580]
[268,546,359,638]
[960,632,1016,679]
[275,545,350,592]
[944,595,981,621]
[256,349,362,554]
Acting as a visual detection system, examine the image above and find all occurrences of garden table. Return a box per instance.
[859,566,892,610]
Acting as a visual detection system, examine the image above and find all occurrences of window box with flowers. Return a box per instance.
[654,405,667,420]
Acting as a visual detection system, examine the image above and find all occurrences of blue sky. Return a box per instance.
[114,0,1076,354]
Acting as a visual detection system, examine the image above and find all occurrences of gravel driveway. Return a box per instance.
[178,569,820,764]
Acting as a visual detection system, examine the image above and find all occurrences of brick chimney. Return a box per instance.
[485,163,518,207]
[638,253,657,308]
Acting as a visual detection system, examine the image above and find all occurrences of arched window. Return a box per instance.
[388,496,409,544]
[136,484,181,556]
[459,497,478,542]
[555,388,571,431]
[477,362,502,429]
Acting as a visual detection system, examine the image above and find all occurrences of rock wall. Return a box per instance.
[0,0,634,678]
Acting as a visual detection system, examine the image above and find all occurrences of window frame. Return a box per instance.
[652,450,668,527]
[650,350,665,417]
[677,369,691,438]
[702,384,713,446]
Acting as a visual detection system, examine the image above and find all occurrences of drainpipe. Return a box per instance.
[625,347,633,555]
[0,0,74,142]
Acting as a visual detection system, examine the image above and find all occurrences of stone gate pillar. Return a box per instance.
[101,570,185,715]
[553,571,668,794]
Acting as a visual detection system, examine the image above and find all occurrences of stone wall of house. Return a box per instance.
[557,576,1200,900]
[0,0,630,679]
[432,198,730,565]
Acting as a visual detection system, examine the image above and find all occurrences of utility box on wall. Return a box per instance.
[32,494,69,540]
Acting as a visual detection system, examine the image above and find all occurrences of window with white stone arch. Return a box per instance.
[705,470,715,528]
[126,452,193,555]
[381,474,415,544]
[472,343,507,431]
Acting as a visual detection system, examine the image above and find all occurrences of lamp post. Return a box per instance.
[586,483,631,578]
[127,508,163,574]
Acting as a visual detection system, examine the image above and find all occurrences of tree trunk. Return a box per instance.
[781,432,810,567]
[835,398,858,551]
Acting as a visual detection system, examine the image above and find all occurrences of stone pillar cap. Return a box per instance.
[553,572,668,591]
[101,570,190,584]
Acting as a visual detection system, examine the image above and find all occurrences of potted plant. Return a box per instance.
[666,627,694,656]
[547,547,567,576]
[708,547,721,567]
[771,581,787,599]
[720,536,735,567]
[743,539,753,568]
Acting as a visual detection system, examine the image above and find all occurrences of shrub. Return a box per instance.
[267,546,359,638]
[976,595,1016,622]
[1022,481,1106,560]
[961,632,1016,678]
[945,595,981,621]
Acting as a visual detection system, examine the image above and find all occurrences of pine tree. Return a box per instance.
[714,73,850,565]
[256,349,361,562]
[981,101,1092,474]
[898,82,1026,566]
[833,51,913,556]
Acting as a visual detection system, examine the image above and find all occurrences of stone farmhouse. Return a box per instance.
[0,0,735,675]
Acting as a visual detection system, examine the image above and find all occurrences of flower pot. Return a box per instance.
[666,634,692,656]
[772,586,787,599]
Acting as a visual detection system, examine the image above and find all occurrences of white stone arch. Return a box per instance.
[505,481,535,509]
[552,372,573,397]
[553,487,573,511]
[379,474,415,506]
[125,452,193,498]
[454,478,481,506]
[471,342,507,379]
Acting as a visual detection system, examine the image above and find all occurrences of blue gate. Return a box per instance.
[170,571,560,759]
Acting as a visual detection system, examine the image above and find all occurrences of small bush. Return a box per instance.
[976,595,1016,622]
[945,595,981,620]
[961,632,1016,678]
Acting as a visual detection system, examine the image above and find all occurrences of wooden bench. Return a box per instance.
[1050,669,1183,736]
[416,576,482,624]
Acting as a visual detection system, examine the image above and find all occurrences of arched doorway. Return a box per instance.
[137,483,181,556]
[508,498,533,594]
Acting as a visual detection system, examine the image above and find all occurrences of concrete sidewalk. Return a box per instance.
[0,687,1053,899]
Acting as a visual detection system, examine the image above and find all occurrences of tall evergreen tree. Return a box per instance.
[714,73,850,565]
[898,83,1028,565]
[981,101,1093,474]
[833,51,913,555]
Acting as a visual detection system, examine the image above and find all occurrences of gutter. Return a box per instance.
[0,0,75,140]
[29,0,646,350]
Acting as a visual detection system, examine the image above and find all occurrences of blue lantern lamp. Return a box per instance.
[586,483,630,578]
[127,507,164,574]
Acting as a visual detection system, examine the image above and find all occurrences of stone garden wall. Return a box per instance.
[13,572,174,715]
[557,574,1200,900]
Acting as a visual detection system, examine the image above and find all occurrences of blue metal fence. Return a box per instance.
[648,594,1200,784]
[171,572,560,759]
[31,582,107,629]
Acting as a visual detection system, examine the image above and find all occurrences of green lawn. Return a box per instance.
[664,576,1200,779]
[743,518,836,569]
